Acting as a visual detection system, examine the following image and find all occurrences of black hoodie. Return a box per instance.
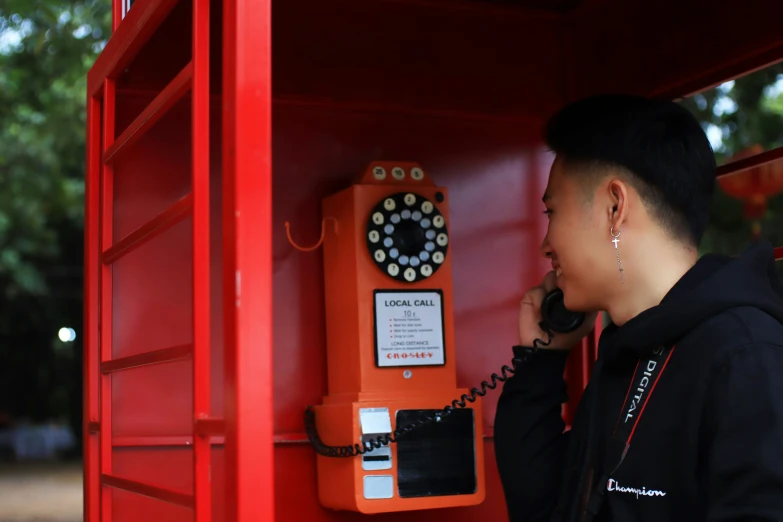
[494,240,783,522]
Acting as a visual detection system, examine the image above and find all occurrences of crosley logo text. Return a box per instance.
[607,479,666,499]
[624,345,665,423]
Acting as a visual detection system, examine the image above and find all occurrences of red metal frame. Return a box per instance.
[99,78,116,522]
[192,0,212,519]
[222,0,275,520]
[85,0,224,520]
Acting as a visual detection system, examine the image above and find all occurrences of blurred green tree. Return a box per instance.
[0,1,110,452]
[678,63,783,259]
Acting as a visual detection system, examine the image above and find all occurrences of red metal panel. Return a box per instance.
[88,0,180,97]
[568,0,783,101]
[84,86,102,522]
[103,194,193,264]
[192,0,212,519]
[100,78,117,522]
[222,0,275,520]
[103,62,194,165]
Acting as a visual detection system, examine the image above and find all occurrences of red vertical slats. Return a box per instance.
[84,91,102,522]
[192,0,212,519]
[100,79,117,522]
[223,0,275,520]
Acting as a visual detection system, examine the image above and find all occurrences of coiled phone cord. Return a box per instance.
[303,330,553,458]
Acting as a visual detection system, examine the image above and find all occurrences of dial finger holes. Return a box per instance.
[383,237,393,247]
[409,256,420,267]
[420,218,431,228]
[425,229,436,240]
[401,209,412,220]
[384,224,394,235]
[411,210,422,221]
[373,212,384,225]
[391,213,401,224]
[404,268,416,281]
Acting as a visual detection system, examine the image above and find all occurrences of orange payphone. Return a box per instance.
[302,161,487,514]
[299,161,586,514]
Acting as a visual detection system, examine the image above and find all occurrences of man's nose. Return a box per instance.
[540,235,553,259]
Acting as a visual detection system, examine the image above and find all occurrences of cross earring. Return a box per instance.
[611,227,624,284]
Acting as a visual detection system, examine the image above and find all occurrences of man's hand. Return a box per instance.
[519,271,598,350]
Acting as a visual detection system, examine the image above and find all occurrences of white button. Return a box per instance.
[372,166,386,180]
[404,268,416,281]
[369,231,380,243]
[436,233,448,246]
[374,250,386,262]
[421,201,433,214]
[384,198,396,211]
[433,215,444,228]
[433,252,444,264]
[392,167,405,180]
[404,193,416,206]
[373,212,384,225]
[421,265,432,277]
[388,263,399,276]
[411,167,424,180]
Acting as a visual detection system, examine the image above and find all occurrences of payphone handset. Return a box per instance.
[300,161,584,514]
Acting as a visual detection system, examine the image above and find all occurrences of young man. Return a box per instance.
[494,94,783,522]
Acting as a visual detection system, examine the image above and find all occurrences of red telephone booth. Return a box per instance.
[83,0,783,521]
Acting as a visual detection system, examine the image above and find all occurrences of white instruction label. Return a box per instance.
[374,291,445,367]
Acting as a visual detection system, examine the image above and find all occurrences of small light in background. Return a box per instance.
[58,327,76,343]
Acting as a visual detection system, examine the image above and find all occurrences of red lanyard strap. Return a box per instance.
[583,344,676,520]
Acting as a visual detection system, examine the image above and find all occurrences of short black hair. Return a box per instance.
[544,93,716,247]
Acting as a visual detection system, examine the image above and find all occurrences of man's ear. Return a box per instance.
[606,178,629,229]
